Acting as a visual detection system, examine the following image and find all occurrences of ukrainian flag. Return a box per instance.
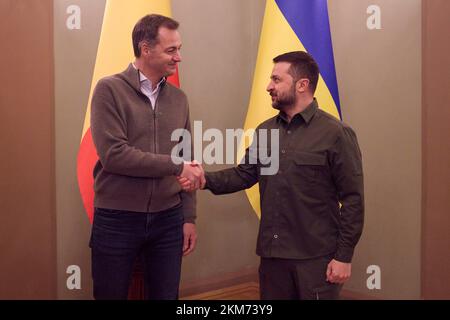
[240,0,341,218]
[77,0,179,223]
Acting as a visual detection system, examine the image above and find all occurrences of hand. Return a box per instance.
[178,161,205,191]
[326,259,351,284]
[179,161,204,191]
[183,222,197,256]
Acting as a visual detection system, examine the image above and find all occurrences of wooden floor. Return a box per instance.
[181,282,260,300]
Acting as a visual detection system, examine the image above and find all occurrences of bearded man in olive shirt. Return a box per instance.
[179,51,364,300]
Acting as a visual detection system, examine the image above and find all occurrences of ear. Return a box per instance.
[140,41,152,56]
[142,43,149,56]
[296,79,310,93]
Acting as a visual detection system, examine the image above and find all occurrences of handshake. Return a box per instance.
[177,161,206,192]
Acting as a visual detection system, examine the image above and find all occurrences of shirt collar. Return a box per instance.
[277,98,319,124]
[132,63,166,91]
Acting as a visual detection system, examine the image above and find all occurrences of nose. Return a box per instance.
[173,50,182,62]
[266,81,274,92]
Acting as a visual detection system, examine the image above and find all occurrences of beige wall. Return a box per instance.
[172,0,264,285]
[3,0,448,300]
[329,0,422,299]
[54,0,105,299]
[0,0,56,299]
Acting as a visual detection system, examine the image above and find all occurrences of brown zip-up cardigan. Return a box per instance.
[90,64,195,223]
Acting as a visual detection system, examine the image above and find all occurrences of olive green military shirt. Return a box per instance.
[205,99,364,263]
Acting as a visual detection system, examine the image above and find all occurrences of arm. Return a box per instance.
[90,79,183,178]
[179,106,197,256]
[177,147,259,194]
[205,142,259,195]
[177,132,260,194]
[330,125,364,264]
[179,110,197,223]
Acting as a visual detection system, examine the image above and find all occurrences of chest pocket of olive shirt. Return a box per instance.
[291,151,327,185]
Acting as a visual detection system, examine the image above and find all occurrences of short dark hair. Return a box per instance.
[132,14,179,57]
[273,51,319,93]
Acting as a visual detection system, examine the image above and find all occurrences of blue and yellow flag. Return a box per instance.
[240,0,341,218]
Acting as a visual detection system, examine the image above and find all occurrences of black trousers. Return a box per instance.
[90,206,184,300]
[259,254,343,300]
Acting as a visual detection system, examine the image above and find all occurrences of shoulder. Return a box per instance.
[313,110,360,149]
[315,109,356,136]
[163,82,188,101]
[316,109,342,128]
[256,115,278,130]
[94,73,125,93]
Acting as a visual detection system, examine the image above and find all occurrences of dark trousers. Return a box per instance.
[259,254,342,300]
[89,205,184,300]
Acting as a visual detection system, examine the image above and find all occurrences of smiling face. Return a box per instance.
[141,26,182,79]
[266,62,297,110]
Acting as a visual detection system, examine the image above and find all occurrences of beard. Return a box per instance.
[270,85,296,110]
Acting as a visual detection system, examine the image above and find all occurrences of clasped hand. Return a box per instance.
[177,161,205,192]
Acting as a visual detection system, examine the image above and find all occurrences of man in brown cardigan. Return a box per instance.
[89,14,202,300]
